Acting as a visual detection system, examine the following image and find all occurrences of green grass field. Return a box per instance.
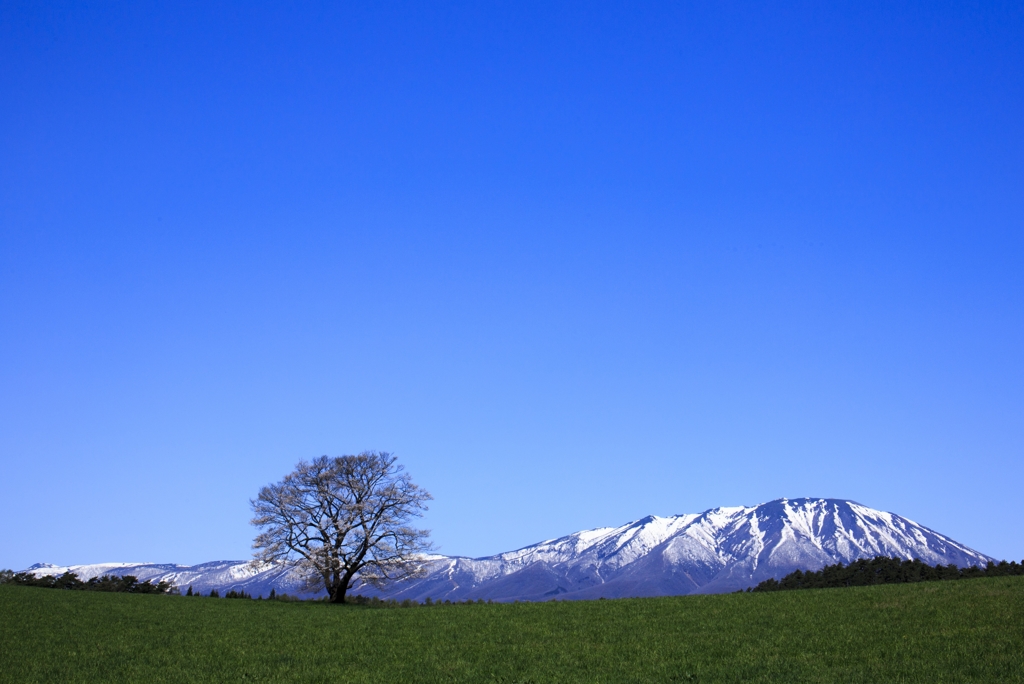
[1,577,1021,683]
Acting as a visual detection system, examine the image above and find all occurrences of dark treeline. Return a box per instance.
[1,570,176,594]
[751,557,1024,592]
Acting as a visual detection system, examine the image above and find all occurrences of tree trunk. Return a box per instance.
[329,570,356,603]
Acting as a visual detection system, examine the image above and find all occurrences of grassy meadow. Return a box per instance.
[1,576,1021,683]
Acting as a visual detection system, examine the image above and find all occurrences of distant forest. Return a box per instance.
[751,557,1024,592]
[0,570,175,594]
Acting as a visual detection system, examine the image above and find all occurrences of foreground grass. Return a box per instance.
[1,577,1022,683]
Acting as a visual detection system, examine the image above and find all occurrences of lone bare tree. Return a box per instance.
[251,452,433,603]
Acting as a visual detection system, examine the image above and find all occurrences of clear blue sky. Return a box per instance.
[2,1,1022,571]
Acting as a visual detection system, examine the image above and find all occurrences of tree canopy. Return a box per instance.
[251,451,433,603]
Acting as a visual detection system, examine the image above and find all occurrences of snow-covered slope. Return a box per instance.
[23,498,992,601]
[22,560,308,598]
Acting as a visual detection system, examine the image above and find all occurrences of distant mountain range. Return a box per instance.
[24,498,992,601]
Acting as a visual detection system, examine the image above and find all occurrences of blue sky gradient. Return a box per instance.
[2,1,1022,570]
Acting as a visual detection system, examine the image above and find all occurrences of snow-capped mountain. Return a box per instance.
[23,498,992,601]
[366,497,992,601]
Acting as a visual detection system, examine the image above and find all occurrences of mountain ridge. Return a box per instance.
[22,497,992,601]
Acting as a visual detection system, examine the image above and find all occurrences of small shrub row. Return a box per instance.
[346,595,494,608]
[180,586,301,600]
